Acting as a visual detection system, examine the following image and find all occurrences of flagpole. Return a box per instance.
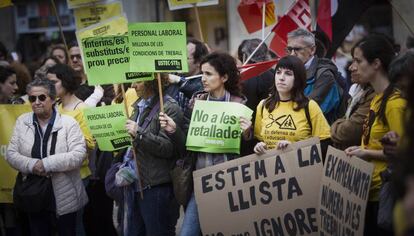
[388,0,414,37]
[242,30,274,66]
[262,3,266,41]
[311,0,318,31]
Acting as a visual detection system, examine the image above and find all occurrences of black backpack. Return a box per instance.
[315,58,350,122]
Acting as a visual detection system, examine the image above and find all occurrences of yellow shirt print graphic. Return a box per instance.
[266,114,297,130]
[254,100,330,149]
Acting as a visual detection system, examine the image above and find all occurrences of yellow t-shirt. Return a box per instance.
[58,104,94,179]
[361,91,406,201]
[125,88,138,116]
[254,99,331,149]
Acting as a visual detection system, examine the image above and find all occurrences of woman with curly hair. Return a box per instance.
[159,52,251,236]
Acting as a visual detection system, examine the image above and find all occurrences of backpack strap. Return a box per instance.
[304,101,312,135]
[141,96,167,131]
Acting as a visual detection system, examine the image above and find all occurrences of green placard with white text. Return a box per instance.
[128,22,188,73]
[186,101,253,154]
[83,104,131,151]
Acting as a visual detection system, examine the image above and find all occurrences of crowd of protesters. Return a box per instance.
[0,26,413,236]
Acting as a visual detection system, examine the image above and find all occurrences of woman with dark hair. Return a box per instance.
[253,55,330,153]
[46,63,94,176]
[0,66,19,104]
[46,64,94,235]
[344,35,406,236]
[158,52,251,236]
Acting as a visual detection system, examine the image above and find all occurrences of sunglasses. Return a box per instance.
[70,54,82,60]
[28,94,48,103]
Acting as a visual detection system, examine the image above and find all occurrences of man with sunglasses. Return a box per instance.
[6,79,88,235]
[286,28,348,124]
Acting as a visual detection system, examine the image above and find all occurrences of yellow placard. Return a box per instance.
[0,0,12,8]
[167,0,218,10]
[66,0,102,9]
[76,15,128,40]
[168,0,204,6]
[74,1,123,30]
[0,105,32,203]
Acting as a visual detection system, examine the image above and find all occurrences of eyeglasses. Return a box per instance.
[70,54,82,60]
[28,94,48,103]
[285,45,313,54]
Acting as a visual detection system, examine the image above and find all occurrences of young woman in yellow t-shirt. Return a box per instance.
[345,35,406,236]
[253,55,330,154]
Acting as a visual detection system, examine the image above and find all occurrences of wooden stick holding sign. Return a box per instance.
[157,73,164,112]
[121,85,144,200]
[262,2,266,41]
[50,0,72,65]
[193,4,205,42]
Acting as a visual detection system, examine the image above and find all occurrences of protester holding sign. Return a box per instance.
[160,52,251,236]
[344,35,406,236]
[5,79,88,235]
[253,56,330,154]
[116,77,183,236]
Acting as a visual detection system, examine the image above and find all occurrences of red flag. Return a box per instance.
[239,59,278,81]
[269,0,311,57]
[317,0,332,41]
[238,0,276,34]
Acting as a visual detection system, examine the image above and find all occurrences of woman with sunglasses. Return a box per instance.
[6,79,88,235]
[253,55,330,154]
[344,35,406,236]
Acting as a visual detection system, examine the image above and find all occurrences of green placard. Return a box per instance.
[81,35,129,85]
[83,104,131,151]
[128,22,189,73]
[186,101,253,154]
[81,35,155,85]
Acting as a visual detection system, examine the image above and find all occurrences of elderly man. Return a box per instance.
[6,79,88,235]
[286,28,347,124]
